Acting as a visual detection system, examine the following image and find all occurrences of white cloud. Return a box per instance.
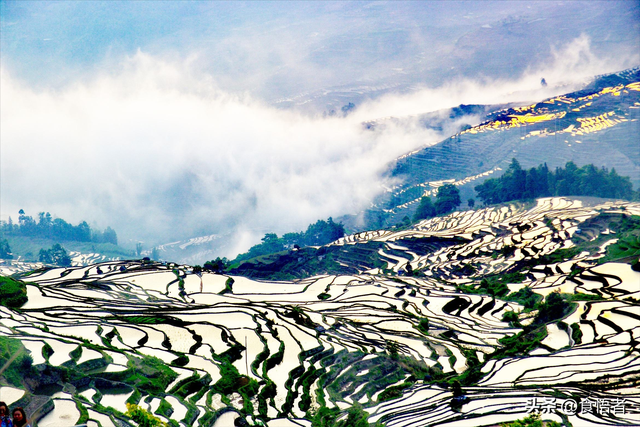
[1,35,635,256]
[1,52,437,250]
[352,34,638,122]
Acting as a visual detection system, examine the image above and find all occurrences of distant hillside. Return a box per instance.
[361,68,640,229]
[227,197,640,281]
[0,210,131,265]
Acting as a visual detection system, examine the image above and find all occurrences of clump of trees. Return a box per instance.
[413,197,436,222]
[234,218,345,263]
[475,159,636,205]
[38,243,72,266]
[0,239,12,259]
[201,257,229,273]
[413,183,462,222]
[0,209,118,245]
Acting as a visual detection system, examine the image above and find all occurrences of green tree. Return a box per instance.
[102,226,118,245]
[39,243,72,267]
[37,212,53,236]
[435,184,461,215]
[304,218,345,245]
[467,198,475,209]
[503,158,526,201]
[204,257,229,273]
[75,220,91,241]
[538,291,569,323]
[18,209,37,234]
[475,178,501,205]
[413,196,436,221]
[234,217,346,263]
[0,239,12,259]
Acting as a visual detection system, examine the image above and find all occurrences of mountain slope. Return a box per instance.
[373,68,640,226]
[1,197,638,427]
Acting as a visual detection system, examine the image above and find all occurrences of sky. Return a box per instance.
[1,1,639,256]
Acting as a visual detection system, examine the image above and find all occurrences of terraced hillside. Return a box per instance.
[380,68,640,224]
[0,197,638,427]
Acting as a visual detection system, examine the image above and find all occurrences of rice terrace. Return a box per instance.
[1,2,640,427]
[1,194,639,426]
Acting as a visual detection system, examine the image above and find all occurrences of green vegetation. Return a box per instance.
[311,404,384,427]
[319,350,442,411]
[0,339,182,427]
[475,159,637,205]
[0,239,12,259]
[416,318,430,335]
[504,286,541,310]
[491,291,574,359]
[38,243,72,266]
[500,413,561,427]
[106,316,170,324]
[228,244,360,280]
[0,209,130,261]
[378,381,414,402]
[74,397,90,424]
[566,213,640,264]
[333,405,374,427]
[203,257,229,273]
[413,196,436,222]
[125,355,178,395]
[226,235,462,280]
[502,311,520,327]
[0,336,35,387]
[1,209,118,244]
[233,218,345,264]
[493,328,548,359]
[69,345,83,362]
[154,398,173,419]
[4,235,130,263]
[570,323,583,344]
[208,345,259,415]
[435,184,462,215]
[0,162,635,427]
[458,272,526,298]
[0,276,28,308]
[311,406,340,427]
[532,247,580,265]
[126,403,167,427]
[450,349,483,387]
[536,291,572,324]
[564,293,604,302]
[413,184,462,222]
[602,233,640,263]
